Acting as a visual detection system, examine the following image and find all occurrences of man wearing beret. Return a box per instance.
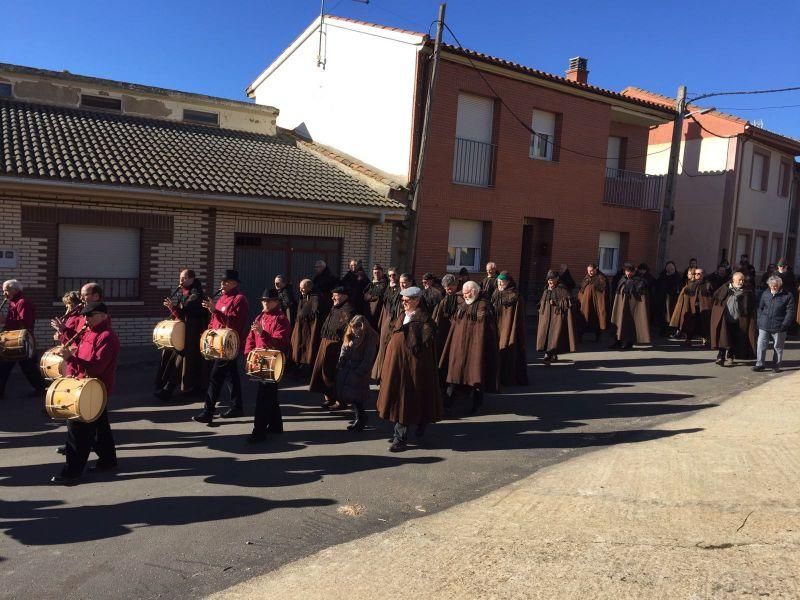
[51,302,120,485]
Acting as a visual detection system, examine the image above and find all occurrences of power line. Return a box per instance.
[686,114,740,139]
[441,22,673,162]
[715,103,800,111]
[688,86,800,102]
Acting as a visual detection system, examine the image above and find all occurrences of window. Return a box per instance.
[453,93,495,186]
[58,224,140,299]
[447,219,483,272]
[778,159,792,197]
[0,83,11,98]
[80,94,122,112]
[750,150,769,191]
[183,108,219,126]
[530,109,556,161]
[736,232,751,259]
[598,231,620,276]
[606,136,626,172]
[753,233,768,270]
[770,234,784,264]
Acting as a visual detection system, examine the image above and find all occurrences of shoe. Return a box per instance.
[347,419,367,432]
[752,365,765,372]
[89,461,118,473]
[56,445,66,455]
[552,355,559,362]
[246,433,267,444]
[220,407,244,418]
[608,341,621,349]
[389,440,407,453]
[193,411,214,424]
[773,366,781,373]
[50,473,80,486]
[327,401,345,411]
[153,388,172,401]
[715,358,724,366]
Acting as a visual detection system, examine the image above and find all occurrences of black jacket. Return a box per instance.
[757,289,795,333]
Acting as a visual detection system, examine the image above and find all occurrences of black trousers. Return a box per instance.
[253,382,282,434]
[64,409,116,476]
[204,357,242,412]
[0,355,46,396]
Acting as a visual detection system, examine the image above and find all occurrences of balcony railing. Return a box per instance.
[453,137,497,187]
[603,168,665,211]
[57,277,140,300]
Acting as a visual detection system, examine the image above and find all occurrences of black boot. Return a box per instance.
[470,388,483,415]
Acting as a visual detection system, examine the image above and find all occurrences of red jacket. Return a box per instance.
[66,318,120,395]
[4,293,35,331]
[244,308,291,355]
[57,314,84,345]
[209,288,249,341]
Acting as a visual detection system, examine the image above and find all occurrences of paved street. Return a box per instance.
[1,336,797,600]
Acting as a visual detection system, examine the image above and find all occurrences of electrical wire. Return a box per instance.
[715,103,800,111]
[688,86,800,102]
[686,114,740,139]
[441,22,673,162]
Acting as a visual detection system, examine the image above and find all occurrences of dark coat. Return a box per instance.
[432,292,460,364]
[493,287,528,385]
[611,276,651,344]
[363,277,388,330]
[536,284,576,354]
[277,285,297,326]
[710,285,757,358]
[577,272,609,332]
[309,300,354,397]
[290,293,321,366]
[312,267,340,315]
[156,279,208,392]
[421,286,444,315]
[439,298,499,392]
[757,289,795,333]
[654,271,682,328]
[372,285,403,380]
[670,281,714,338]
[336,332,378,406]
[376,311,443,425]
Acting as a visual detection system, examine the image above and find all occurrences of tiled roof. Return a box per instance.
[0,99,405,210]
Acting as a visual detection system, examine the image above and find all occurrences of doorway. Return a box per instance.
[519,218,554,301]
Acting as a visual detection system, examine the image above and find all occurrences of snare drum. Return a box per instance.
[45,377,107,423]
[40,348,68,380]
[0,329,34,361]
[200,328,239,361]
[246,349,285,383]
[153,319,186,351]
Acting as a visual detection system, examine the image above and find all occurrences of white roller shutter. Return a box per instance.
[58,224,140,278]
[448,219,483,249]
[456,94,494,143]
[606,136,623,171]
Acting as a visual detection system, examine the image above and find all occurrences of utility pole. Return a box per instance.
[657,85,687,270]
[406,2,446,274]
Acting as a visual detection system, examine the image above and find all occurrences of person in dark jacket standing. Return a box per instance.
[336,315,378,432]
[610,263,651,349]
[310,287,355,409]
[363,264,388,330]
[709,272,757,366]
[654,261,682,336]
[312,260,340,317]
[273,275,297,327]
[753,276,795,372]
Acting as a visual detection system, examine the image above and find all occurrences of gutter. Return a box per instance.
[0,177,406,221]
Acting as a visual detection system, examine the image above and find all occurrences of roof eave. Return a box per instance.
[745,126,800,156]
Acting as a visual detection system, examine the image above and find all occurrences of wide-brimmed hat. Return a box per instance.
[223,269,240,282]
[260,288,280,300]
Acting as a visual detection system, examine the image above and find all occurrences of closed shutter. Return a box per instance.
[448,219,483,249]
[58,225,140,278]
[456,94,494,143]
[606,136,623,171]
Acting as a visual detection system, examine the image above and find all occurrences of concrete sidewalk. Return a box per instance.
[211,371,800,600]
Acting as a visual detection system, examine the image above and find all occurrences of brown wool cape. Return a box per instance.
[290,293,321,366]
[363,278,388,330]
[611,277,651,344]
[371,286,403,381]
[669,282,714,337]
[493,288,528,385]
[376,311,444,425]
[709,285,757,358]
[577,273,609,332]
[431,292,460,364]
[439,297,499,393]
[536,284,577,354]
[309,300,355,397]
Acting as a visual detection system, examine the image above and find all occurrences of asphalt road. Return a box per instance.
[1,335,797,599]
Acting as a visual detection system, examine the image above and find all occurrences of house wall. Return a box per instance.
[249,17,423,183]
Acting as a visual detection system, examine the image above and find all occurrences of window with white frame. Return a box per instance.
[58,224,141,299]
[750,151,769,191]
[447,219,483,272]
[530,109,556,161]
[598,231,621,275]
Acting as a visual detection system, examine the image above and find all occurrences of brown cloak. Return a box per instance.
[363,278,388,330]
[536,284,577,354]
[371,286,403,381]
[577,273,609,332]
[709,285,757,358]
[669,281,714,338]
[493,288,528,385]
[309,300,354,397]
[439,297,499,393]
[611,276,651,344]
[432,292,460,364]
[290,293,321,366]
[376,311,443,425]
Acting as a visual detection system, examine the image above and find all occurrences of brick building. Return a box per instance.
[0,64,405,344]
[248,15,675,295]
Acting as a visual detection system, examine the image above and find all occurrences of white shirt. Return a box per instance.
[403,310,415,325]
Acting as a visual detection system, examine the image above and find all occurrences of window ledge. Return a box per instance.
[51,301,145,306]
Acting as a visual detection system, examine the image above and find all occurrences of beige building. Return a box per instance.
[0,64,405,344]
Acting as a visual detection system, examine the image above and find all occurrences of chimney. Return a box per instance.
[565,57,589,84]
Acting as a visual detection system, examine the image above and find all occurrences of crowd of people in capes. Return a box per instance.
[0,251,795,483]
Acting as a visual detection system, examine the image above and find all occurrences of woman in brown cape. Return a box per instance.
[610,263,651,349]
[363,264,388,330]
[432,274,460,365]
[536,270,577,363]
[709,271,757,365]
[371,270,406,381]
[439,280,499,413]
[309,287,355,409]
[336,315,378,431]
[577,263,608,342]
[492,271,528,384]
[377,287,443,452]
[290,279,320,374]
[670,267,714,346]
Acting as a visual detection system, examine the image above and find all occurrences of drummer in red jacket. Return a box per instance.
[0,278,46,399]
[194,269,249,425]
[244,288,291,444]
[51,302,120,485]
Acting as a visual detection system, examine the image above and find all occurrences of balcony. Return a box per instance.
[603,168,665,211]
[453,137,496,187]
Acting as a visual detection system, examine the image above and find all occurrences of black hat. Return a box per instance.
[223,269,240,282]
[260,288,280,300]
[458,267,469,276]
[81,301,108,316]
[546,270,559,280]
[332,286,347,295]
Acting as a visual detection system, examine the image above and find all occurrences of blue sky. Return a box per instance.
[2,0,799,139]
